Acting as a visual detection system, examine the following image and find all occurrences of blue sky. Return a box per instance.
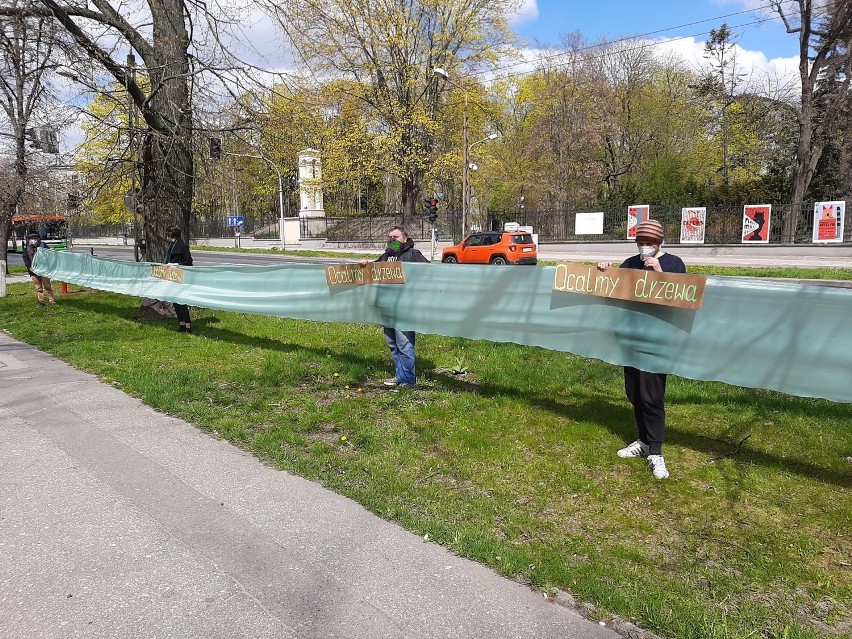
[512,0,796,61]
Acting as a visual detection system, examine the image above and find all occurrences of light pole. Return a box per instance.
[433,68,497,237]
[226,152,286,250]
[466,132,498,230]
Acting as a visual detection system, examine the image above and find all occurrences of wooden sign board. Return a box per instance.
[553,262,706,309]
[325,262,407,287]
[150,264,185,284]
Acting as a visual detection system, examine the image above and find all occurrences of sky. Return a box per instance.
[508,0,799,88]
[511,0,793,57]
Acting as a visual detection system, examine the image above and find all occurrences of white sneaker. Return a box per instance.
[617,440,649,458]
[647,455,670,480]
[383,377,399,387]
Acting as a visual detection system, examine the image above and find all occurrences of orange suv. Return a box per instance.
[441,231,537,265]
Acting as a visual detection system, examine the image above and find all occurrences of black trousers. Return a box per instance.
[623,366,667,455]
[173,303,191,324]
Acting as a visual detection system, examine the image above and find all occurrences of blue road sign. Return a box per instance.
[226,215,245,227]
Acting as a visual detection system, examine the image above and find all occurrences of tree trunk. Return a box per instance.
[401,174,421,231]
[139,0,194,262]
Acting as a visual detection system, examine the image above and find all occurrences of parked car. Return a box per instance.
[441,231,537,265]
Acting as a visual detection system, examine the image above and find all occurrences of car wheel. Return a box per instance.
[490,256,508,265]
[442,255,458,264]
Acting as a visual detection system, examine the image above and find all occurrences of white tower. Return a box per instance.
[298,148,324,217]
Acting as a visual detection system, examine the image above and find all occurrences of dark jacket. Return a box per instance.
[22,240,47,276]
[621,252,686,274]
[165,238,193,266]
[376,238,428,263]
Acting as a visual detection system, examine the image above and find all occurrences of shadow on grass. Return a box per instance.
[57,296,852,489]
[426,371,852,489]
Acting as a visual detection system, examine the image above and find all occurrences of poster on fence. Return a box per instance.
[742,205,771,243]
[812,201,845,243]
[575,212,604,235]
[680,207,706,244]
[627,204,649,239]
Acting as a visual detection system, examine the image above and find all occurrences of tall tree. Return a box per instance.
[22,0,196,261]
[0,0,58,271]
[770,0,852,241]
[263,0,518,226]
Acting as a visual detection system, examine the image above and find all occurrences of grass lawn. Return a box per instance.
[0,272,849,639]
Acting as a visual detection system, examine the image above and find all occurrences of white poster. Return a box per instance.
[812,201,845,243]
[680,207,706,244]
[575,212,604,235]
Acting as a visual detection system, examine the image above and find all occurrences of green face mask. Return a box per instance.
[386,239,402,255]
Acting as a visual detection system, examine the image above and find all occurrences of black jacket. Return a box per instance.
[376,238,428,263]
[165,238,193,266]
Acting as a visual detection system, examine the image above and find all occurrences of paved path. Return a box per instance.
[0,334,618,639]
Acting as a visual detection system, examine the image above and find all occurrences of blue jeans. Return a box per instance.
[383,327,416,385]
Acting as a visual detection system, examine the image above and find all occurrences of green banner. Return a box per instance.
[32,249,852,403]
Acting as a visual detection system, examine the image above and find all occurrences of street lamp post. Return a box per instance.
[466,132,498,231]
[433,68,497,237]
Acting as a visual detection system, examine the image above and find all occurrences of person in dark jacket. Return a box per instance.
[597,219,686,480]
[22,234,57,307]
[363,225,429,388]
[163,225,194,333]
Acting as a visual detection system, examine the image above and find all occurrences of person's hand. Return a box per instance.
[596,261,613,271]
[358,260,369,267]
[642,255,663,272]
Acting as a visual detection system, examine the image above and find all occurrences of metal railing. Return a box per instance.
[72,202,849,245]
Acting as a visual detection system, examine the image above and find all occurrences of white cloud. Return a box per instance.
[509,0,539,25]
[653,36,799,96]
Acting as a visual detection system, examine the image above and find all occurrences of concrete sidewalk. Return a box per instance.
[0,333,619,639]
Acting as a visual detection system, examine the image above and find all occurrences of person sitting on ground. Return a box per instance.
[597,219,686,480]
[22,233,57,307]
[163,225,194,333]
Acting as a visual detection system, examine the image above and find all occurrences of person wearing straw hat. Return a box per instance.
[597,219,685,479]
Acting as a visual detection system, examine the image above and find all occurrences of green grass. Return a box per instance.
[1,275,849,639]
[5,265,27,275]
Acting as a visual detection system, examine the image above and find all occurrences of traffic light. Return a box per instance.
[209,136,222,160]
[427,198,438,223]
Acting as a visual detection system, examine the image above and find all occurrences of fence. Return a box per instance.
[72,202,849,245]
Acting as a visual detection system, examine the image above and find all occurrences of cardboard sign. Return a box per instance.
[325,262,407,287]
[553,262,706,309]
[150,264,185,284]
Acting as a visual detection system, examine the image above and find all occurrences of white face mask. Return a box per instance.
[29,239,38,247]
[639,245,657,259]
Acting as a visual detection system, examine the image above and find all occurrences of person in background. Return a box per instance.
[22,233,57,307]
[597,219,686,480]
[163,225,194,333]
[361,225,429,388]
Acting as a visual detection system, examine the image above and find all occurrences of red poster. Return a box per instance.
[627,205,649,239]
[742,205,770,243]
[812,201,845,243]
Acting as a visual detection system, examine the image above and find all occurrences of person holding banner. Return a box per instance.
[163,225,194,333]
[22,234,57,307]
[597,219,685,480]
[361,225,429,388]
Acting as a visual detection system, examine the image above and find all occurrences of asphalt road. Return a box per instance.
[3,245,346,268]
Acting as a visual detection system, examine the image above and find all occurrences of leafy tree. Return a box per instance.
[770,0,852,240]
[262,0,519,227]
[0,0,59,270]
[33,0,196,261]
